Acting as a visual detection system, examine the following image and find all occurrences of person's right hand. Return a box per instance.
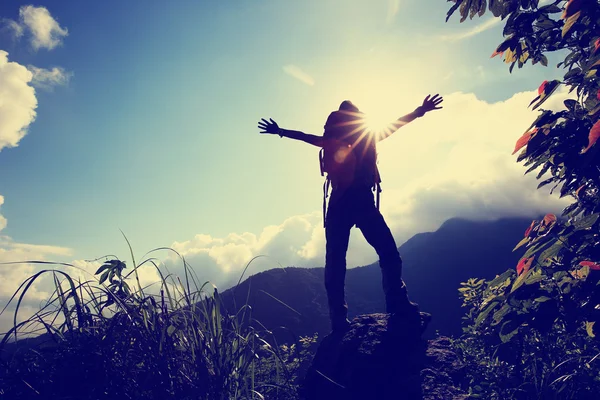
[258,118,281,135]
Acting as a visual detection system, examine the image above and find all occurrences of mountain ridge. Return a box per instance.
[222,216,533,339]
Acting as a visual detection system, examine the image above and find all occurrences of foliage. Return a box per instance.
[446,0,600,398]
[457,277,600,399]
[254,333,319,400]
[0,249,305,400]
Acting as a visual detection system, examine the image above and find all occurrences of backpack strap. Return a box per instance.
[322,177,331,228]
[319,148,325,177]
[374,182,382,211]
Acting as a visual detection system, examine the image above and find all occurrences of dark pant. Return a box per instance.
[324,186,409,327]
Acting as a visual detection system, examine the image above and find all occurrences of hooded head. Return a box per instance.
[324,100,365,139]
[338,100,359,113]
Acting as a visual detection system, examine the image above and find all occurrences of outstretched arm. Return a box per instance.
[258,118,324,147]
[376,94,444,142]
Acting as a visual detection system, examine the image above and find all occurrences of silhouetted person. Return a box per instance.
[258,94,443,333]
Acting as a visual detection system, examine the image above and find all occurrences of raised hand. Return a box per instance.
[258,118,281,135]
[418,94,444,114]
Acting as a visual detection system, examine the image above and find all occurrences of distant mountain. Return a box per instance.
[400,217,531,335]
[222,217,532,340]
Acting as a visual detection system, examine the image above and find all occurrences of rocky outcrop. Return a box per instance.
[301,313,467,400]
[422,337,468,400]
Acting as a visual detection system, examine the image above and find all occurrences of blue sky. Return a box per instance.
[0,0,568,299]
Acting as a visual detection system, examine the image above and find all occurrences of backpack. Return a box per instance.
[319,109,382,227]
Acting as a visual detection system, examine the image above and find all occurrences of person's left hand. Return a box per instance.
[258,118,281,134]
[416,94,444,116]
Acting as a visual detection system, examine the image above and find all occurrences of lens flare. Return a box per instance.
[364,112,395,135]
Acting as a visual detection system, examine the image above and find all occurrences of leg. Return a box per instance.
[324,201,353,331]
[356,205,414,314]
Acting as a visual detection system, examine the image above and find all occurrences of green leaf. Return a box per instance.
[99,270,110,285]
[459,0,474,22]
[167,325,176,337]
[94,264,111,276]
[538,177,554,189]
[563,99,578,111]
[476,302,499,326]
[585,321,596,338]
[536,162,552,179]
[512,267,533,293]
[564,68,581,80]
[492,304,511,325]
[525,269,545,285]
[523,238,553,259]
[589,103,600,116]
[562,11,581,38]
[489,270,514,287]
[574,213,599,230]
[534,296,552,302]
[499,319,521,343]
[513,237,530,251]
[539,4,561,13]
[446,0,464,22]
[538,241,564,264]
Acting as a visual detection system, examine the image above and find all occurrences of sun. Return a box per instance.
[351,92,407,136]
[363,111,395,134]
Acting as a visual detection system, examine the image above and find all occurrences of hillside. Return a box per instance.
[222,217,532,339]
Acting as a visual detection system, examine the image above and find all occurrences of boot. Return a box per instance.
[386,282,424,332]
[385,281,420,315]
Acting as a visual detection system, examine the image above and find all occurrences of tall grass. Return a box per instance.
[0,245,302,400]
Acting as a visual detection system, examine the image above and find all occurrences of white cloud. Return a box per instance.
[283,64,315,86]
[166,89,574,289]
[19,5,68,50]
[2,18,24,38]
[439,18,500,42]
[2,6,68,50]
[28,65,72,90]
[168,214,321,289]
[0,196,6,233]
[0,235,73,307]
[0,50,37,152]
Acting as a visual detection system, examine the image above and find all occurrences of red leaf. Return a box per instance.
[576,184,586,198]
[597,88,600,101]
[542,214,557,227]
[513,128,538,155]
[581,120,600,154]
[580,261,600,271]
[491,50,504,58]
[538,80,548,95]
[517,258,534,275]
[524,220,537,238]
[595,38,600,53]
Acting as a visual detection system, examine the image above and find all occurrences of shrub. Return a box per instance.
[0,249,298,399]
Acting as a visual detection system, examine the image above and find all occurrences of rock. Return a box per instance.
[422,337,468,400]
[301,313,468,400]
